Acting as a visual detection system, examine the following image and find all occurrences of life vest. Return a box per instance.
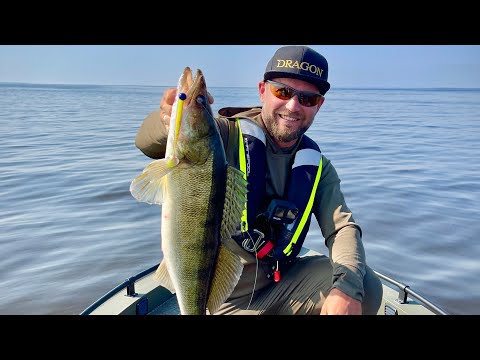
[228,118,323,261]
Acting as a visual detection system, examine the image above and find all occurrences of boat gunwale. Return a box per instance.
[374,271,448,315]
[80,259,449,315]
[80,263,160,315]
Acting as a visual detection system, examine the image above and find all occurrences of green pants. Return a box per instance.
[213,255,383,315]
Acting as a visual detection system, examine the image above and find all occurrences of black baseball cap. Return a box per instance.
[264,45,330,95]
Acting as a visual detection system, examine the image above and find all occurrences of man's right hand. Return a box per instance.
[159,88,214,131]
[159,88,177,132]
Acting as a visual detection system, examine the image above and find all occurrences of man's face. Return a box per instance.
[259,78,324,148]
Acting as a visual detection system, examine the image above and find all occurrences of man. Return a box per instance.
[135,45,383,315]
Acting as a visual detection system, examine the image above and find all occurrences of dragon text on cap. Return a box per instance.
[275,60,324,77]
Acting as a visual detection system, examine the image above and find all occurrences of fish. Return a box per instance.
[130,67,247,315]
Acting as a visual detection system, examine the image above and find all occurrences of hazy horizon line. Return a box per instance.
[1,81,480,91]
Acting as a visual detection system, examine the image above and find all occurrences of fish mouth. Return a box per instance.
[171,67,214,154]
[184,67,207,106]
[183,67,214,126]
[178,67,208,108]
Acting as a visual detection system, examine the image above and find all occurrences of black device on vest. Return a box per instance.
[241,199,298,259]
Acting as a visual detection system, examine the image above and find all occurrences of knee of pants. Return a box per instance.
[362,266,383,315]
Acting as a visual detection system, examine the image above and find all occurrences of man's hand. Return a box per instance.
[159,88,177,131]
[159,87,214,131]
[320,288,362,315]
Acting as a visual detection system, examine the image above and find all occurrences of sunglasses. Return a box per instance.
[266,80,324,107]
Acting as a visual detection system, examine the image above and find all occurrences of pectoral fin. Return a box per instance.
[130,158,177,204]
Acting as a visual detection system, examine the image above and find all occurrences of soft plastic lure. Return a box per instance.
[166,92,187,168]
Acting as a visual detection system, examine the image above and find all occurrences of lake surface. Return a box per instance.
[1,83,479,315]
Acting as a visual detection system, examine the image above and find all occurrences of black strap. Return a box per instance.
[225,118,240,168]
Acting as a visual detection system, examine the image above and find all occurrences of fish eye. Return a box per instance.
[196,95,207,106]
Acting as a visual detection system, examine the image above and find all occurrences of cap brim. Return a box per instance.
[264,72,330,95]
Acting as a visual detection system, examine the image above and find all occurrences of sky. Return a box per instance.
[0,45,479,89]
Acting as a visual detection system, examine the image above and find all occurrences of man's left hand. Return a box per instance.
[320,288,362,315]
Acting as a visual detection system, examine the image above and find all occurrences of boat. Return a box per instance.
[80,247,449,315]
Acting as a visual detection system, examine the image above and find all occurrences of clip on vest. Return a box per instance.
[241,229,274,259]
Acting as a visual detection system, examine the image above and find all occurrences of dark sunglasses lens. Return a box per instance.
[270,83,294,100]
[298,93,322,107]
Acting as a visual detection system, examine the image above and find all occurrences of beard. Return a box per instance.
[262,112,312,144]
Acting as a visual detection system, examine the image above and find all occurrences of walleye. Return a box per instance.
[130,67,247,315]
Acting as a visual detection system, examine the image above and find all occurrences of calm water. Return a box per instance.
[1,83,479,315]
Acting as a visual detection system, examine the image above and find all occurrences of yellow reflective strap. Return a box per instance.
[237,119,248,232]
[284,156,323,256]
